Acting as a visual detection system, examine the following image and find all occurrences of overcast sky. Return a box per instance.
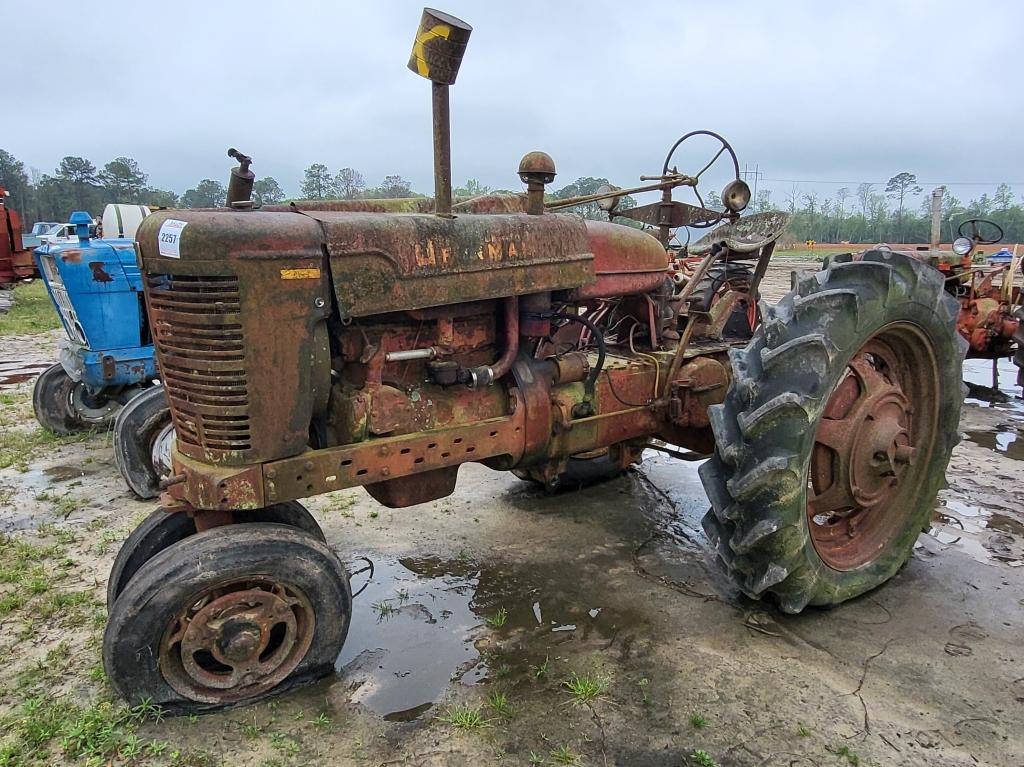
[8,1,1022,208]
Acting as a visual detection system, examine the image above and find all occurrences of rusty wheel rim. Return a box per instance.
[807,324,939,571]
[159,577,315,703]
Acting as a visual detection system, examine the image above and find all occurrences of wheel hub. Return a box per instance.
[160,579,315,703]
[70,382,117,424]
[807,334,935,570]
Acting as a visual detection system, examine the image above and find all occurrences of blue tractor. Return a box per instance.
[33,211,173,498]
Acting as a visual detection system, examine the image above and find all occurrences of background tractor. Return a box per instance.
[101,8,966,714]
[31,211,160,437]
[0,187,37,288]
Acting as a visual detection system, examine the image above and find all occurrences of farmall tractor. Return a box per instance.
[102,9,966,713]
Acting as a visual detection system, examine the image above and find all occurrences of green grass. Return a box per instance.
[437,703,489,730]
[0,281,61,336]
[827,744,860,766]
[0,534,98,631]
[562,672,609,706]
[0,696,162,765]
[689,712,707,729]
[549,745,582,765]
[484,606,508,628]
[690,750,718,767]
[486,691,515,720]
[0,390,93,472]
[371,600,397,619]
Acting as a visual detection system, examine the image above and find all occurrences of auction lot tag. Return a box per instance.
[158,219,188,258]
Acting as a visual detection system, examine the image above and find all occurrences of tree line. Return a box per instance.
[746,172,1024,245]
[5,149,1016,245]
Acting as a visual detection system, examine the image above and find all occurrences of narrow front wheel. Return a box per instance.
[113,385,173,499]
[103,523,351,713]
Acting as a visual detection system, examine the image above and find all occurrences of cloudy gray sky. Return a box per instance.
[9,1,1022,208]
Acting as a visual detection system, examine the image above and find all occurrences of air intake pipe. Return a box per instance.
[408,8,473,218]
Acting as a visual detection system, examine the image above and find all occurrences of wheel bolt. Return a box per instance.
[894,445,916,465]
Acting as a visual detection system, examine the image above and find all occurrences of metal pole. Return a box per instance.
[929,186,945,249]
[432,81,452,218]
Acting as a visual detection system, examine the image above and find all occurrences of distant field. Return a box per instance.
[775,242,1022,260]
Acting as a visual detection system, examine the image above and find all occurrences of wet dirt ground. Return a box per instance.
[1,266,1022,767]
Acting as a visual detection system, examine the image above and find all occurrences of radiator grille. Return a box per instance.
[40,255,88,346]
[146,274,252,452]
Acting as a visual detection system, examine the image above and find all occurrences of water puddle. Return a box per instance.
[925,499,1024,566]
[0,359,49,389]
[20,464,98,491]
[964,427,1024,461]
[323,553,644,721]
[962,358,1024,414]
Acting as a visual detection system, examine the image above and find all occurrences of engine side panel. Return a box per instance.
[316,212,595,318]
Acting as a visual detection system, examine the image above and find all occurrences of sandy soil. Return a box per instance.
[1,264,1022,767]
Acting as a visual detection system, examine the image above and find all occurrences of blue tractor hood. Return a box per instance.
[34,215,155,389]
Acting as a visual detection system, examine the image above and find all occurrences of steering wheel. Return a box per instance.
[661,130,743,228]
[957,218,1003,245]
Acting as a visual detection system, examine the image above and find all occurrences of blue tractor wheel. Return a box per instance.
[32,363,120,435]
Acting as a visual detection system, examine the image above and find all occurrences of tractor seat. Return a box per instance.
[689,211,792,255]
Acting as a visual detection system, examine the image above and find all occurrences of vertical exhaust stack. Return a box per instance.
[408,8,472,218]
[929,186,946,250]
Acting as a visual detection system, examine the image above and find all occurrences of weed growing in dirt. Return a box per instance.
[438,703,489,730]
[322,491,358,518]
[311,712,331,728]
[485,606,508,628]
[690,750,718,767]
[550,744,582,765]
[528,752,545,766]
[531,657,550,680]
[637,677,651,707]
[798,723,811,737]
[487,691,515,720]
[0,282,61,336]
[689,712,707,729]
[827,743,860,766]
[562,672,609,705]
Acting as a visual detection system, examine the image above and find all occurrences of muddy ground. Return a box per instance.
[0,263,1022,767]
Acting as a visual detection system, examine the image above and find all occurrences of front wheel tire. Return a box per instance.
[103,523,351,713]
[113,385,173,499]
[699,250,966,612]
[106,502,326,609]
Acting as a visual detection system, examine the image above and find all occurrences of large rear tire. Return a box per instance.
[699,250,966,612]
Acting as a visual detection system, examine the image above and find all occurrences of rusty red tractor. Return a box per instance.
[0,187,37,288]
[831,218,1023,392]
[102,8,966,713]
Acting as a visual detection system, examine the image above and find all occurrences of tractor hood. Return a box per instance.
[136,209,598,319]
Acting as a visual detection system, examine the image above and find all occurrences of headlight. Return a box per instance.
[952,237,973,256]
[720,179,751,213]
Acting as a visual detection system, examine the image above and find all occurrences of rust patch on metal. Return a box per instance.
[159,577,315,704]
[89,261,113,283]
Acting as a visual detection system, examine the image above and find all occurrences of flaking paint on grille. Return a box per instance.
[146,274,252,453]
